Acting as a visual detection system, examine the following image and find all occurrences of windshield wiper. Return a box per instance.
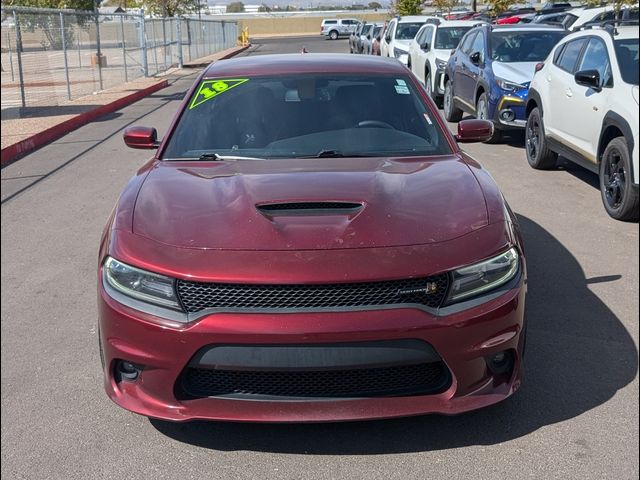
[301,150,370,158]
[198,153,266,161]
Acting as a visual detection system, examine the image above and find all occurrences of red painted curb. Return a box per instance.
[1,79,169,167]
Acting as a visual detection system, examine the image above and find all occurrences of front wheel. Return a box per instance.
[329,30,338,40]
[525,107,557,169]
[476,93,502,144]
[443,80,463,122]
[600,137,639,221]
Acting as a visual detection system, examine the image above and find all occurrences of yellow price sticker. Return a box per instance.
[189,78,249,109]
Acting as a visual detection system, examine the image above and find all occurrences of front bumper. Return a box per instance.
[491,90,528,129]
[99,272,526,422]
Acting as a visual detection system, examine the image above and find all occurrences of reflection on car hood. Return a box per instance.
[492,61,538,85]
[393,40,412,50]
[133,156,489,250]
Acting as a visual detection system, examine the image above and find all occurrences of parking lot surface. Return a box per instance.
[1,36,638,480]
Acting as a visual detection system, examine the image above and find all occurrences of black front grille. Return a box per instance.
[180,362,450,399]
[177,274,449,313]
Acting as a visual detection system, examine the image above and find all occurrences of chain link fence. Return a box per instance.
[1,7,238,111]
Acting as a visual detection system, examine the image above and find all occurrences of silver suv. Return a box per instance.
[321,18,359,40]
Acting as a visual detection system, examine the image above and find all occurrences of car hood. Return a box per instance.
[393,40,412,50]
[492,61,537,85]
[132,156,489,250]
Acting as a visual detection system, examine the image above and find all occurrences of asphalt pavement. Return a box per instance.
[1,35,638,480]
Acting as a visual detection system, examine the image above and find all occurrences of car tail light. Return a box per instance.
[535,62,545,73]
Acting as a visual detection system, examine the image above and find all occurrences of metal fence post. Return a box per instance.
[6,29,15,82]
[176,18,183,69]
[95,10,103,90]
[60,12,72,100]
[120,15,128,82]
[13,10,26,109]
[139,10,148,76]
[151,20,159,74]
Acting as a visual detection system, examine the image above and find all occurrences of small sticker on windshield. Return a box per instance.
[189,78,249,109]
[396,79,407,86]
[395,85,410,95]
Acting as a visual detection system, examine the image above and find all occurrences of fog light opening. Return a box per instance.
[487,350,515,376]
[499,109,515,122]
[116,360,142,382]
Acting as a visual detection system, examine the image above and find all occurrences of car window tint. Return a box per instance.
[614,39,639,85]
[490,30,566,62]
[470,31,485,57]
[577,38,613,87]
[434,27,473,50]
[459,31,477,54]
[324,20,337,25]
[421,26,435,45]
[557,38,587,73]
[162,74,452,160]
[553,43,566,64]
[395,23,425,40]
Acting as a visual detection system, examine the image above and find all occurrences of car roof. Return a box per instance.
[490,24,566,31]
[397,16,436,23]
[561,24,639,41]
[203,54,408,78]
[439,20,487,27]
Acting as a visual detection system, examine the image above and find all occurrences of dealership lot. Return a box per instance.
[1,36,638,479]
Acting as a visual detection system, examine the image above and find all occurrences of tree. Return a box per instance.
[394,0,422,15]
[432,0,460,15]
[139,1,199,16]
[226,1,245,13]
[368,1,383,9]
[486,0,514,16]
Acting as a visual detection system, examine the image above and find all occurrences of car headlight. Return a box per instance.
[447,248,519,303]
[496,77,525,92]
[393,47,408,58]
[435,58,447,69]
[103,257,181,310]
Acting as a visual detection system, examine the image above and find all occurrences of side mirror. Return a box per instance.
[123,126,159,149]
[376,35,381,42]
[385,35,391,43]
[470,51,482,65]
[421,41,430,51]
[574,69,601,92]
[455,119,494,143]
[367,34,371,40]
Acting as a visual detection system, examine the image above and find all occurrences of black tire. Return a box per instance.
[475,93,502,144]
[525,107,557,169]
[443,79,463,122]
[329,30,338,40]
[599,137,639,221]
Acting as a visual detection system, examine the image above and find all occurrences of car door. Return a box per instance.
[562,37,612,163]
[412,25,434,84]
[381,19,396,57]
[457,30,485,110]
[449,30,477,103]
[544,37,588,142]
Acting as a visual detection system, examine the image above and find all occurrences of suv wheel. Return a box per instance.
[525,107,557,169]
[443,80,463,122]
[600,137,639,221]
[476,93,502,143]
[329,30,338,40]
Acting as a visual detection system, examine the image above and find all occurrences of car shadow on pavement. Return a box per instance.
[0,105,101,120]
[150,215,638,453]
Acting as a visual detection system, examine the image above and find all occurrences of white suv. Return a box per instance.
[321,18,359,40]
[381,16,438,65]
[408,20,482,106]
[525,24,639,220]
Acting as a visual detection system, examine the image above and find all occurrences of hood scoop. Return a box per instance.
[257,201,363,217]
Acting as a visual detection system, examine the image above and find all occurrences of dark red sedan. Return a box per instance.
[98,54,527,422]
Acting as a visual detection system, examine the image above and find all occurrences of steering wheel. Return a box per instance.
[356,120,395,129]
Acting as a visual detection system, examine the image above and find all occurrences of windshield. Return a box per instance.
[434,27,473,50]
[615,39,639,85]
[361,24,373,36]
[395,22,424,40]
[490,30,566,62]
[161,74,450,160]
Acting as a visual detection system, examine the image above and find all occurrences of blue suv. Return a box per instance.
[443,25,566,142]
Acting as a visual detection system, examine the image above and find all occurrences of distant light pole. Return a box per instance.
[198,0,202,20]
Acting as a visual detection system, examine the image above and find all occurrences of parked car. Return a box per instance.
[525,23,639,220]
[100,54,527,422]
[371,24,386,55]
[381,15,439,64]
[350,21,366,53]
[357,23,374,53]
[363,24,384,55]
[569,4,639,30]
[444,24,567,142]
[531,11,580,28]
[408,20,481,106]
[321,18,359,40]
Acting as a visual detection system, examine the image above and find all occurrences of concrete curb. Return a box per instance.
[1,80,168,167]
[182,44,252,68]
